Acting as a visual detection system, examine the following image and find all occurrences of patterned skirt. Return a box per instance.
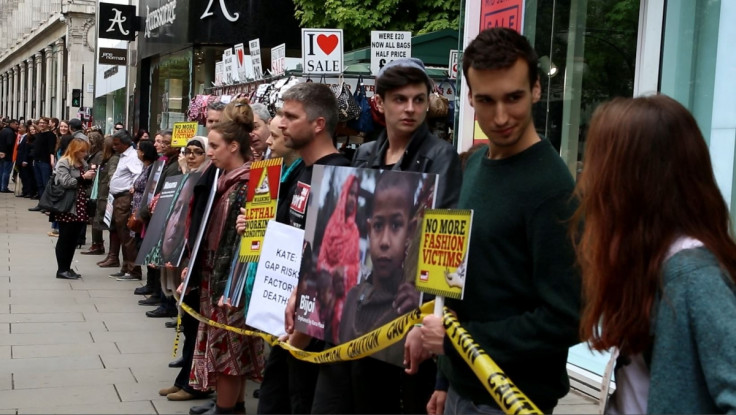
[189,271,265,391]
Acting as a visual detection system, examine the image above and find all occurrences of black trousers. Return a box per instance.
[174,288,200,392]
[257,339,322,414]
[56,221,85,273]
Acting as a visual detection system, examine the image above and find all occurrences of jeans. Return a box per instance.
[33,161,51,197]
[0,158,12,191]
[444,386,553,415]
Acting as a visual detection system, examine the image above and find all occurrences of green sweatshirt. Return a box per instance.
[437,139,582,410]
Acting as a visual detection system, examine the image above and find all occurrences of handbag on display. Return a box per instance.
[428,84,449,119]
[347,75,374,133]
[331,77,362,122]
[38,173,76,214]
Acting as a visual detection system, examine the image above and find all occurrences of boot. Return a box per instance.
[97,254,120,268]
[81,242,105,255]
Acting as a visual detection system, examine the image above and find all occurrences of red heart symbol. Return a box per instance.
[317,34,339,55]
[237,49,245,65]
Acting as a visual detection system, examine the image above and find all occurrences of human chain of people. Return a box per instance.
[1,16,735,415]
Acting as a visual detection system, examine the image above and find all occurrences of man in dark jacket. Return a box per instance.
[0,119,19,193]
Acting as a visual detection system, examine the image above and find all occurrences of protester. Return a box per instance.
[404,28,581,415]
[206,101,226,131]
[81,131,106,255]
[16,123,36,198]
[249,103,272,161]
[140,129,182,317]
[135,128,150,144]
[52,138,96,279]
[91,136,120,263]
[311,57,463,414]
[108,129,143,280]
[29,117,57,210]
[257,82,350,415]
[188,113,265,415]
[572,95,736,414]
[0,119,18,193]
[264,112,304,225]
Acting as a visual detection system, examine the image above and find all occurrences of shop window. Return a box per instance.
[149,49,193,131]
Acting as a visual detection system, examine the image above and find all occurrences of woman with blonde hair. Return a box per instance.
[53,138,96,279]
[572,95,736,413]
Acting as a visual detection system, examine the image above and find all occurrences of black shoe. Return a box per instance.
[30,194,39,200]
[69,270,82,278]
[168,357,185,368]
[134,285,154,295]
[190,399,216,415]
[28,205,42,211]
[0,189,12,193]
[165,320,178,328]
[56,271,80,280]
[138,296,161,306]
[146,306,177,318]
[109,271,126,278]
[253,388,260,398]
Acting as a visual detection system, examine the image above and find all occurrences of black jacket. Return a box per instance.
[0,126,15,159]
[352,123,462,208]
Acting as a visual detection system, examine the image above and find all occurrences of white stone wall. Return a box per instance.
[0,0,95,120]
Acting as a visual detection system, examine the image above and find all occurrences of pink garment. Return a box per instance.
[318,174,361,290]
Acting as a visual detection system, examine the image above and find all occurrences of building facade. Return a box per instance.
[0,0,96,121]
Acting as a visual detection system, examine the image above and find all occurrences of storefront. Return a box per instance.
[458,0,735,401]
[135,0,301,134]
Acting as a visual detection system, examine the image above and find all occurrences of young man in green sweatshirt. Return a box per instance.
[405,27,582,414]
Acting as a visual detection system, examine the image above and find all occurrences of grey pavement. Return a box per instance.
[0,188,597,414]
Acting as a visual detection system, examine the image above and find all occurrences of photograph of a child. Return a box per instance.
[295,165,437,365]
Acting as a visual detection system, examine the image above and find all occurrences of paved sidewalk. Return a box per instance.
[0,190,597,414]
[0,192,261,414]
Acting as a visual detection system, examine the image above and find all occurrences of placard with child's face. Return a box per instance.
[295,165,438,366]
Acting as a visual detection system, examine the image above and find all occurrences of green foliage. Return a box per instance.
[292,0,460,49]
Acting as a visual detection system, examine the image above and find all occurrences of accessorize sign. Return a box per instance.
[99,2,136,41]
[145,0,177,38]
[301,28,343,74]
[370,31,412,76]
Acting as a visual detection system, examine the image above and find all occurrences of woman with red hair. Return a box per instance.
[572,95,736,413]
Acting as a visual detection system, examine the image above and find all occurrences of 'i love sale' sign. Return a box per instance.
[302,28,343,74]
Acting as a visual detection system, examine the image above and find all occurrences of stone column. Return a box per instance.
[10,67,17,119]
[26,57,34,120]
[55,38,65,119]
[18,61,26,120]
[1,73,6,117]
[44,46,53,118]
[34,52,42,119]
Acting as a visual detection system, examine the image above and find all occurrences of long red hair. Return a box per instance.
[572,95,736,355]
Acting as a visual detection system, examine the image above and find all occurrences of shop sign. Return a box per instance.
[448,50,459,79]
[99,3,136,41]
[480,0,524,32]
[215,61,224,86]
[249,39,263,80]
[145,0,177,38]
[301,28,343,74]
[234,43,248,82]
[200,0,240,22]
[99,47,128,66]
[370,30,412,75]
[172,122,199,147]
[271,43,286,77]
[103,66,119,79]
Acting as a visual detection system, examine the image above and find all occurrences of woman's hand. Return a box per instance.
[236,208,247,235]
[82,169,96,180]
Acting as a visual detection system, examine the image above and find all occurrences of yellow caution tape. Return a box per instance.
[178,300,540,414]
[442,308,542,414]
[179,301,431,363]
[171,312,182,358]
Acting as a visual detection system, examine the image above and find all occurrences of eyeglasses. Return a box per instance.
[184,149,205,156]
